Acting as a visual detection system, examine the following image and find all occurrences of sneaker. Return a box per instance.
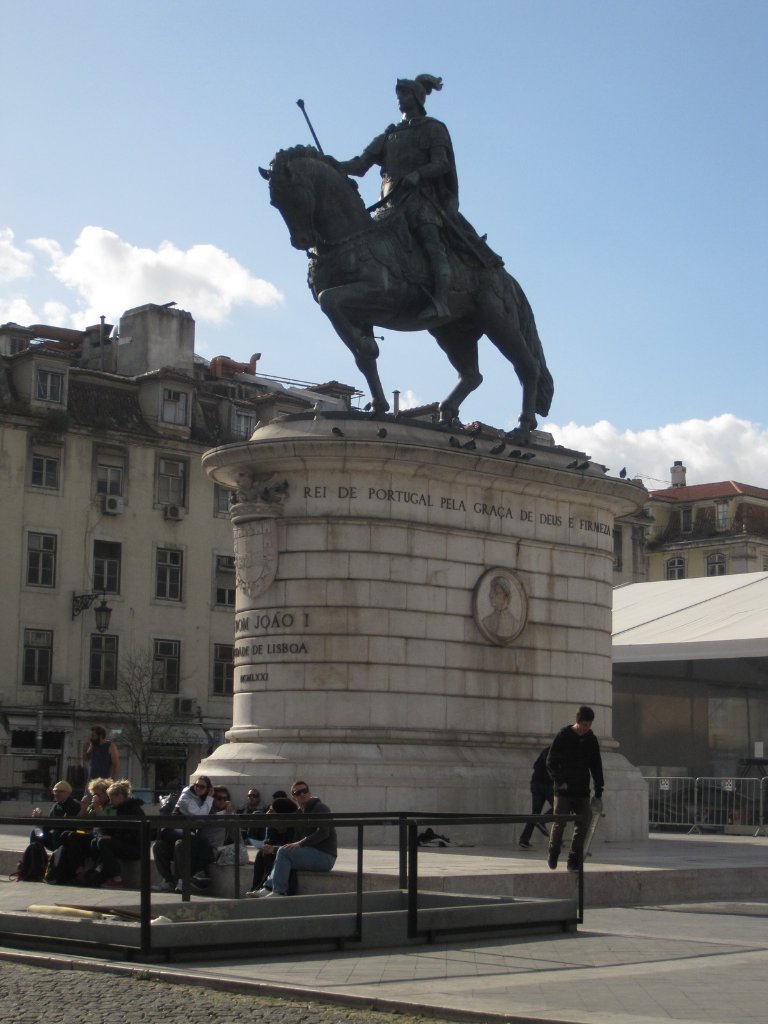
[566,856,581,873]
[101,876,124,889]
[547,849,559,870]
[152,879,175,893]
[262,889,286,898]
[245,887,273,898]
[518,840,532,850]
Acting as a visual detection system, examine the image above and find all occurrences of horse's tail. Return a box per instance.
[507,274,553,417]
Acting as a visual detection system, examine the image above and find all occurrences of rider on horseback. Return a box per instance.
[334,74,475,321]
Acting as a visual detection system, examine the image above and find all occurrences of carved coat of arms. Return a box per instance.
[233,519,278,600]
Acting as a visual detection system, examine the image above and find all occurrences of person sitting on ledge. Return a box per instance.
[244,796,300,897]
[86,780,145,888]
[237,786,267,845]
[249,780,337,897]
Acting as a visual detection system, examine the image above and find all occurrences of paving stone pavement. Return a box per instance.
[3,901,768,1024]
[0,958,458,1024]
[3,834,768,1023]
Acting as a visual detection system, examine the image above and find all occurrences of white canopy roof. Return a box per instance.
[612,572,768,663]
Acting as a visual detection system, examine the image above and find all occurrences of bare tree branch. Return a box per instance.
[109,648,188,787]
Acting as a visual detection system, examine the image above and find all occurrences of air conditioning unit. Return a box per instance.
[164,504,186,521]
[102,494,125,515]
[173,697,195,715]
[48,683,68,704]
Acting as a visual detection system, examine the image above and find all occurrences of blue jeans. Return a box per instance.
[265,845,336,894]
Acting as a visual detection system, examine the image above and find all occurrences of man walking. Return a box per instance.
[518,746,554,849]
[251,780,336,897]
[546,706,604,871]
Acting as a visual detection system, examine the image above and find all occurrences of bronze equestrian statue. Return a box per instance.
[260,74,553,440]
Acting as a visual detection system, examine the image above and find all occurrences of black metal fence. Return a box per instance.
[1,808,583,957]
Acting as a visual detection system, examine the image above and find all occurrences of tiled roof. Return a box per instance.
[191,401,227,445]
[313,380,361,397]
[649,481,768,502]
[67,379,157,436]
[398,402,439,419]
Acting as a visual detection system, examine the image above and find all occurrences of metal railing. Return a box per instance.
[645,777,768,835]
[0,808,582,957]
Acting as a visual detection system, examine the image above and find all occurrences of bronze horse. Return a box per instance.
[260,146,553,438]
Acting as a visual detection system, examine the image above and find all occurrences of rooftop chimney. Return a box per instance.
[670,460,687,488]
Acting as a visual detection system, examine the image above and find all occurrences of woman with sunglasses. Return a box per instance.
[151,775,213,892]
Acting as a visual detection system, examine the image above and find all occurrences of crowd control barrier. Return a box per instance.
[645,776,768,835]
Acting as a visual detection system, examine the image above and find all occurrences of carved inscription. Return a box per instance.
[302,484,613,538]
[235,609,311,686]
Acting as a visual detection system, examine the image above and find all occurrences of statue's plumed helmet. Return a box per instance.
[396,74,443,110]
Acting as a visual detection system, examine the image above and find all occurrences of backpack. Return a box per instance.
[417,827,451,847]
[10,841,50,882]
[159,789,182,814]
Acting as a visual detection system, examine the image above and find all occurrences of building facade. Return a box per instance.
[645,462,768,581]
[0,303,356,799]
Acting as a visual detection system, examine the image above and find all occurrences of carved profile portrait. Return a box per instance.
[473,567,527,646]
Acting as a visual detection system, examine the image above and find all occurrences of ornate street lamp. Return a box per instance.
[71,592,112,633]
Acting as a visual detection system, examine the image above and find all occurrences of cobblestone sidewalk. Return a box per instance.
[0,959,469,1024]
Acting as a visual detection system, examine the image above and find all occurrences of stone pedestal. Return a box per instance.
[199,415,648,842]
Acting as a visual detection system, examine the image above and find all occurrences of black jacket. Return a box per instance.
[297,797,337,857]
[547,726,604,799]
[530,747,554,797]
[40,796,81,850]
[101,797,145,852]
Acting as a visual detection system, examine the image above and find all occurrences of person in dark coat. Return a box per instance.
[11,781,81,880]
[244,797,299,896]
[249,781,337,898]
[30,780,81,850]
[518,747,554,849]
[87,780,145,887]
[237,787,267,845]
[546,706,604,871]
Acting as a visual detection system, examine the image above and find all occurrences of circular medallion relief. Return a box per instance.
[473,567,528,646]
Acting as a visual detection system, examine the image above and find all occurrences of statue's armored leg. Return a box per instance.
[419,226,451,321]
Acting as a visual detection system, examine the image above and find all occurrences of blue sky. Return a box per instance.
[2,1,766,487]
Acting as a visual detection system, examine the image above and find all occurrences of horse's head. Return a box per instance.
[259,146,320,250]
[260,146,368,250]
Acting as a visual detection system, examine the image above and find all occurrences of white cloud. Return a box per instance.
[0,228,34,282]
[547,414,768,488]
[26,226,282,326]
[0,296,38,325]
[398,389,423,410]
